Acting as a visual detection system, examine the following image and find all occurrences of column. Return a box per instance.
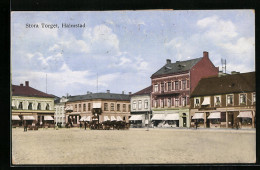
[226,112,228,128]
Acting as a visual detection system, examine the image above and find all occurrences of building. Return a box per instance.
[150,51,219,128]
[190,72,256,129]
[129,86,152,128]
[54,96,68,127]
[11,81,56,127]
[65,91,131,126]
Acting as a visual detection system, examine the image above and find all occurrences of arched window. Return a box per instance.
[18,102,23,109]
[37,103,41,110]
[46,104,50,110]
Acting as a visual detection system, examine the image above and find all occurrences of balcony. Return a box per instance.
[153,90,180,97]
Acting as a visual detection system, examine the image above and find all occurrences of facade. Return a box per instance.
[54,96,68,127]
[130,86,152,127]
[65,91,131,126]
[190,72,256,129]
[12,81,56,127]
[150,51,219,128]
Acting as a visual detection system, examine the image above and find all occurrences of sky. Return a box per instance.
[11,10,255,97]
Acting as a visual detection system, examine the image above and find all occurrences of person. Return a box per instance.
[24,121,27,132]
[84,121,87,130]
[195,120,198,129]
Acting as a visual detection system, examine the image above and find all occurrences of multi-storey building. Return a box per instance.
[150,51,219,128]
[129,86,152,127]
[65,91,131,126]
[54,96,68,127]
[190,72,255,129]
[11,81,56,127]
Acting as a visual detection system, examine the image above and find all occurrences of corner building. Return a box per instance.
[150,51,219,128]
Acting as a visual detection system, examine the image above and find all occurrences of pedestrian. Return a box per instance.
[24,121,27,132]
[84,121,87,130]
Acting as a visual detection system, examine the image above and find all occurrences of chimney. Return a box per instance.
[107,90,110,93]
[20,83,23,86]
[25,81,29,87]
[166,59,171,64]
[122,91,124,94]
[203,51,209,58]
[129,92,132,95]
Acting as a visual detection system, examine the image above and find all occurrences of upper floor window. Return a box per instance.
[28,102,32,110]
[172,82,174,90]
[182,97,186,106]
[117,104,121,111]
[138,100,142,110]
[239,94,246,104]
[182,80,186,90]
[161,83,164,92]
[161,99,164,108]
[37,103,41,110]
[144,100,148,109]
[46,104,50,110]
[167,82,171,91]
[187,79,190,88]
[179,81,182,90]
[18,102,23,109]
[175,98,179,107]
[154,84,158,92]
[252,93,256,104]
[104,103,108,111]
[83,104,86,111]
[227,94,233,105]
[154,100,158,108]
[214,96,221,106]
[175,81,179,90]
[123,104,126,112]
[133,101,136,110]
[194,98,200,107]
[111,103,114,111]
[88,103,91,111]
[128,104,131,112]
[75,104,77,111]
[79,104,81,111]
[167,98,171,107]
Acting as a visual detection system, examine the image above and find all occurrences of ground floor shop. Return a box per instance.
[129,111,151,128]
[151,109,190,128]
[190,108,255,129]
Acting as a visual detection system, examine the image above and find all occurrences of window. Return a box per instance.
[182,97,186,106]
[172,82,174,90]
[175,81,179,90]
[239,94,246,104]
[168,82,171,91]
[28,102,32,110]
[214,96,221,106]
[133,101,136,110]
[161,83,164,92]
[179,81,182,90]
[154,100,158,108]
[18,102,23,109]
[182,80,186,90]
[79,104,81,111]
[194,98,200,107]
[144,100,148,109]
[46,104,50,110]
[75,104,77,111]
[161,99,164,108]
[88,103,91,111]
[138,100,142,110]
[227,95,233,105]
[187,80,190,88]
[154,84,158,92]
[172,97,175,106]
[37,103,41,110]
[111,103,114,111]
[253,93,256,104]
[175,98,179,107]
[167,98,171,107]
[123,104,126,112]
[104,103,108,111]
[83,104,86,111]
[117,104,121,111]
[128,104,131,112]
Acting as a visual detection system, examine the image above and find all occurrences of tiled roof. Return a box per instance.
[132,86,152,96]
[191,72,255,97]
[67,93,130,102]
[12,84,56,98]
[151,57,202,78]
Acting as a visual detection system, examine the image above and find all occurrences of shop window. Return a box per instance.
[211,119,220,124]
[242,118,252,125]
[220,112,226,122]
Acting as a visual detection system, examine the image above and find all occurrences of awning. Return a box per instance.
[151,114,165,120]
[117,116,123,121]
[164,114,179,120]
[80,116,86,121]
[129,115,143,121]
[104,116,110,121]
[110,116,116,121]
[12,115,20,120]
[44,116,54,120]
[201,97,210,105]
[65,106,73,111]
[93,103,101,108]
[192,113,204,119]
[80,116,91,121]
[207,112,221,119]
[23,115,35,120]
[237,111,252,118]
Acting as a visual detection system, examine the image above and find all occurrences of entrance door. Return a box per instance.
[183,117,187,127]
[206,112,210,128]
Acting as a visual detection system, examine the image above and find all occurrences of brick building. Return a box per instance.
[190,72,255,129]
[150,51,219,128]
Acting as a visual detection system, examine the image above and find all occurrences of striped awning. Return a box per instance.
[151,114,165,120]
[164,114,179,120]
[110,116,116,121]
[117,116,123,121]
[44,116,54,120]
[192,113,204,119]
[12,115,21,120]
[207,112,221,119]
[237,111,252,118]
[104,116,110,121]
[80,116,91,121]
[129,115,143,121]
[23,115,35,120]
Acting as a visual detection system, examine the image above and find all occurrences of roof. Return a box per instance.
[132,86,152,96]
[151,57,202,78]
[191,72,255,97]
[67,93,130,102]
[12,84,56,98]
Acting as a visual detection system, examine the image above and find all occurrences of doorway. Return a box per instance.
[206,112,210,128]
[182,113,187,127]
